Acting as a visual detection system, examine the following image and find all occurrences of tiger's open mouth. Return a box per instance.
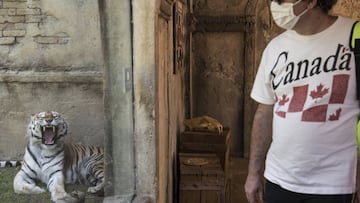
[41,126,57,145]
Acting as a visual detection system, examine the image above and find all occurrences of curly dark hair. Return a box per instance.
[273,0,337,13]
[316,0,337,13]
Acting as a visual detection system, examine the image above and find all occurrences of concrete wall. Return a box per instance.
[0,0,104,160]
[133,0,158,201]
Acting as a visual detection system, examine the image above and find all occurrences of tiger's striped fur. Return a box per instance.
[13,111,104,202]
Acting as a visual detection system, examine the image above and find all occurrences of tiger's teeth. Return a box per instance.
[43,126,45,132]
[53,126,55,133]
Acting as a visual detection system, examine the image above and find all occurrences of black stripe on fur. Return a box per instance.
[26,145,40,168]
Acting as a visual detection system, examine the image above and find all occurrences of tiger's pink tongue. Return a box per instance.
[44,128,55,145]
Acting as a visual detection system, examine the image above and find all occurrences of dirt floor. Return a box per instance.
[0,157,249,203]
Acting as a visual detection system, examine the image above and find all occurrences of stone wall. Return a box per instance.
[0,0,104,160]
[0,0,58,46]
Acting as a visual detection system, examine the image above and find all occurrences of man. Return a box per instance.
[244,0,359,202]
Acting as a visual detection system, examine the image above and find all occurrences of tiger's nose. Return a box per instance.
[44,111,53,123]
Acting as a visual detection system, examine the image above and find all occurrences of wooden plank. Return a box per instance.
[201,190,222,203]
[179,129,231,173]
[179,153,226,202]
[179,190,201,203]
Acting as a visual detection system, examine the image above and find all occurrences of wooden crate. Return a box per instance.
[179,153,226,203]
[179,127,231,174]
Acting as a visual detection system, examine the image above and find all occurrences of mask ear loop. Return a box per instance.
[293,0,304,6]
[296,7,308,17]
[293,0,309,17]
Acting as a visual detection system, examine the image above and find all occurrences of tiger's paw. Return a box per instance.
[87,186,104,196]
[70,190,85,201]
[31,186,46,194]
[14,184,46,194]
[54,191,85,203]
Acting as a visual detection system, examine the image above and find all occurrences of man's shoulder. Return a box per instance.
[336,16,357,25]
[264,31,290,50]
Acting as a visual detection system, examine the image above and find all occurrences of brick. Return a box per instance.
[0,23,21,30]
[0,37,15,45]
[14,23,25,30]
[0,16,25,23]
[0,9,8,15]
[27,1,41,9]
[3,29,26,37]
[8,9,16,15]
[0,9,14,15]
[0,23,9,30]
[33,36,58,44]
[0,9,16,15]
[16,8,41,15]
[3,2,27,8]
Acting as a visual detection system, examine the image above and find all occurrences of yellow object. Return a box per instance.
[351,21,360,50]
[352,21,360,155]
[357,121,360,156]
[184,115,223,134]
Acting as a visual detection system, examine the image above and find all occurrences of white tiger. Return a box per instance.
[13,111,104,203]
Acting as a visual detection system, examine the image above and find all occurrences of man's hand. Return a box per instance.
[244,173,264,203]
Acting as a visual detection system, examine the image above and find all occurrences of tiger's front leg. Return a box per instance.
[47,171,70,202]
[13,170,46,194]
[48,172,83,203]
[86,163,105,195]
[45,171,81,203]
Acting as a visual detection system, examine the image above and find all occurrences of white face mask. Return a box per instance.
[270,0,308,30]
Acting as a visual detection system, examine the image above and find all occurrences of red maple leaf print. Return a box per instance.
[328,108,342,121]
[276,111,286,118]
[310,83,329,101]
[342,46,349,53]
[278,94,289,106]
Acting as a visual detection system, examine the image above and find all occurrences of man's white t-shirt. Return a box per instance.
[251,16,360,194]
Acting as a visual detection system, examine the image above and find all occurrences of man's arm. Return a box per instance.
[244,103,273,203]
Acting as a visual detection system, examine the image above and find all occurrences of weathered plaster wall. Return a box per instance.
[0,0,102,69]
[100,0,136,202]
[0,0,104,160]
[133,0,157,201]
